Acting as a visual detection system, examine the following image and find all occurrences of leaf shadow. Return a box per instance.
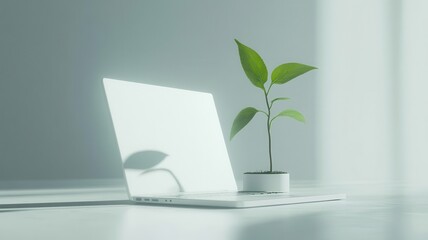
[124,150,168,170]
[123,150,184,192]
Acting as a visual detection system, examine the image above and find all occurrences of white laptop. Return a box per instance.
[103,78,345,208]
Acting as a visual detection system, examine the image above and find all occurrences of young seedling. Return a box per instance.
[230,39,317,173]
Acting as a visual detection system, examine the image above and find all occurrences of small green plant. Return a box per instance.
[230,39,317,173]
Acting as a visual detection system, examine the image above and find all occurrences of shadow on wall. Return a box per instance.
[123,150,184,192]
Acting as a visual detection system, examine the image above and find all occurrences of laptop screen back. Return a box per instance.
[103,78,237,196]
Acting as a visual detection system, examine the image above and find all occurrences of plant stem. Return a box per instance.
[263,87,273,172]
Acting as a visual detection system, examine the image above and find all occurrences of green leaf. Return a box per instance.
[235,39,268,89]
[271,109,305,124]
[271,63,317,85]
[270,97,290,107]
[230,107,260,140]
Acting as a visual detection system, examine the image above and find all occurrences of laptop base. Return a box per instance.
[131,191,346,208]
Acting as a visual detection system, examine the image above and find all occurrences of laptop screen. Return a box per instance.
[103,78,237,196]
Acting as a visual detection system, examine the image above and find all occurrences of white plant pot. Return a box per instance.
[243,172,290,192]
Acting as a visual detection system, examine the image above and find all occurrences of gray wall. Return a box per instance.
[0,0,317,189]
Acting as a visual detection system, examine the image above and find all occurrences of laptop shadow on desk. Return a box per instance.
[237,213,324,240]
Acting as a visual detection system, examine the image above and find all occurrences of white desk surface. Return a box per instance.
[1,183,427,240]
